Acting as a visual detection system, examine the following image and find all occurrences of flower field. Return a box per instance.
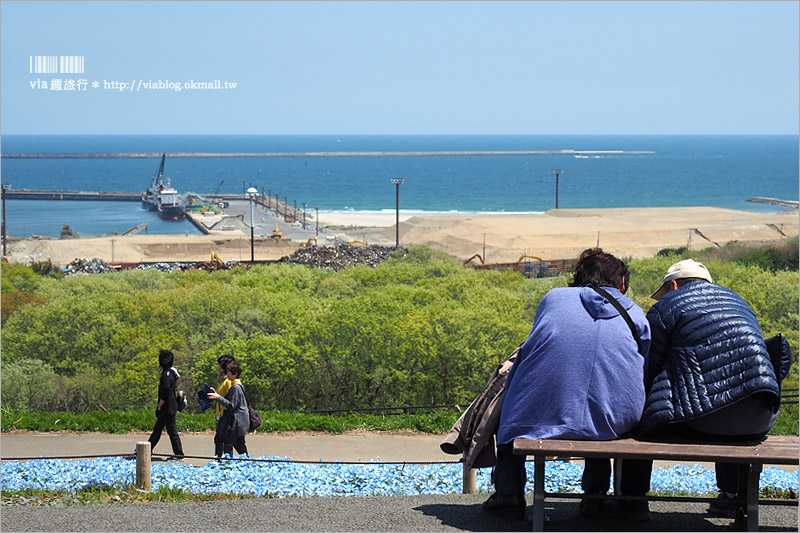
[2,456,797,498]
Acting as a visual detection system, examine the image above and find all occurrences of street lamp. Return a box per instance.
[247,187,258,262]
[2,183,10,257]
[302,202,307,230]
[552,169,564,209]
[391,178,404,247]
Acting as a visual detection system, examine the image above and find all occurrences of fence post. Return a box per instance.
[136,441,151,491]
[462,451,477,494]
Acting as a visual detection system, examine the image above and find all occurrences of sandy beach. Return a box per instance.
[5,206,798,267]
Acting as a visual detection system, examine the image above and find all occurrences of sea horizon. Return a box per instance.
[1,134,797,238]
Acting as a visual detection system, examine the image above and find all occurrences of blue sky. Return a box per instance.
[1,1,798,135]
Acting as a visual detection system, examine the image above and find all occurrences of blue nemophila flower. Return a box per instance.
[2,456,797,497]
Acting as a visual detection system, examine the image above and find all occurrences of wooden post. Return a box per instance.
[462,451,477,494]
[136,441,151,491]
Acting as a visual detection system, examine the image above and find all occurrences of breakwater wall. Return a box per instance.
[1,149,654,159]
[5,189,140,201]
[3,189,245,202]
[748,197,800,208]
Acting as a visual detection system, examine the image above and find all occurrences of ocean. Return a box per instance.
[1,134,798,238]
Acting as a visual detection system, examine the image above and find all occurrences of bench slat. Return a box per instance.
[513,435,799,465]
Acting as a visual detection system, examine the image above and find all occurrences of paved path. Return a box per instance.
[0,430,451,466]
[1,432,797,532]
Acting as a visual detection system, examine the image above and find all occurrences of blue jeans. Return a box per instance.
[215,416,248,457]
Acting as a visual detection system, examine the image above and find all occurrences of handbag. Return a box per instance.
[240,385,262,433]
[248,405,262,433]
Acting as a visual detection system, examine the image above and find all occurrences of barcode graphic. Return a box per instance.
[29,56,85,74]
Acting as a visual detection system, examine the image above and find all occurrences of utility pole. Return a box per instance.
[391,178,404,247]
[552,169,564,209]
[1,184,9,257]
[247,187,258,262]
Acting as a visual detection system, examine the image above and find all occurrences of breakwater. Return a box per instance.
[1,149,654,159]
[3,189,244,202]
[748,197,800,208]
[5,189,140,201]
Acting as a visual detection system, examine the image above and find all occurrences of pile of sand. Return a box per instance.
[377,207,798,262]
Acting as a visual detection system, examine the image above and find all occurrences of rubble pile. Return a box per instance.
[136,261,242,272]
[192,261,239,272]
[63,258,243,275]
[136,262,192,273]
[278,245,405,271]
[58,247,404,275]
[65,258,117,275]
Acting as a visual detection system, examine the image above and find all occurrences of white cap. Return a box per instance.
[651,259,713,299]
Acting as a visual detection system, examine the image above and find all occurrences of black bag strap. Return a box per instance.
[235,382,248,402]
[588,283,643,353]
[236,383,255,411]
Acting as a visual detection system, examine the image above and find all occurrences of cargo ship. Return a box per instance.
[142,154,186,220]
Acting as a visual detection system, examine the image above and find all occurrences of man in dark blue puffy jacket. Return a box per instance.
[607,259,789,523]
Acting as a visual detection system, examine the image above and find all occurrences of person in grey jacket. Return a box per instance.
[207,360,249,456]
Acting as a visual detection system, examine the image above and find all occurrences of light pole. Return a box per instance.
[552,169,564,209]
[391,178,404,247]
[2,183,10,257]
[247,187,258,262]
[315,207,319,236]
[302,202,307,230]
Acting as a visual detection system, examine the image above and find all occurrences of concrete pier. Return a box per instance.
[1,149,655,159]
[4,189,141,201]
[3,188,245,202]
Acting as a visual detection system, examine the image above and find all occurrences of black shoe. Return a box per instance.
[482,492,527,521]
[602,499,650,522]
[168,454,185,461]
[579,492,606,517]
[707,492,740,519]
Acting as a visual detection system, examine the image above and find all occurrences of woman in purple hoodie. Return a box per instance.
[483,248,651,522]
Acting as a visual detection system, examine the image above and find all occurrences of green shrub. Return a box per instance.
[0,358,59,412]
[1,243,797,423]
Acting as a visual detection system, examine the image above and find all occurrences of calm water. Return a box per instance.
[1,134,797,237]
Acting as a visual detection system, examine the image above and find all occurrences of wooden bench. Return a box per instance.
[513,435,799,531]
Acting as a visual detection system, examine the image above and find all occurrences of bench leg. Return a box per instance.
[745,463,761,532]
[532,455,545,531]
